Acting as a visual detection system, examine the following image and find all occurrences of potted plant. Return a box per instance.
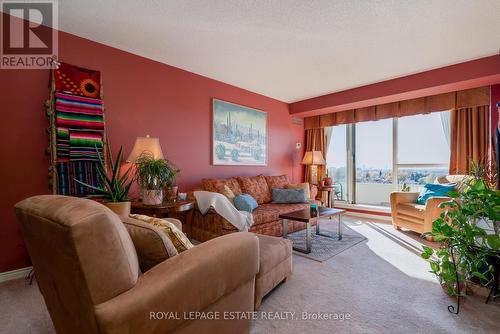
[75,143,134,217]
[421,164,500,310]
[135,152,179,205]
[324,169,333,186]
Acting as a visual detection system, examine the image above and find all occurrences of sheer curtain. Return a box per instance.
[440,111,451,147]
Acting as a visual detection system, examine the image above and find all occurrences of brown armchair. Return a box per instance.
[390,175,466,239]
[15,195,259,334]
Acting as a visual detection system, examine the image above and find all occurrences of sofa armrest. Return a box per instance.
[94,232,259,334]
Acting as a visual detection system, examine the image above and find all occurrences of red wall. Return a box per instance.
[0,29,304,273]
[290,55,500,117]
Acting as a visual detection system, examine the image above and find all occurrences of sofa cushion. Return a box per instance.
[221,185,236,204]
[272,188,308,204]
[286,182,311,199]
[264,175,289,192]
[234,194,259,213]
[252,202,311,225]
[237,175,271,204]
[201,177,242,196]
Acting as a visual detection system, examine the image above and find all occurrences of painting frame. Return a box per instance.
[212,98,268,166]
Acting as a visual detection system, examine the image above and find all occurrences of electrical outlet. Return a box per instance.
[296,142,302,150]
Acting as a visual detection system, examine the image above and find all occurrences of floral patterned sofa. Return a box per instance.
[191,175,319,242]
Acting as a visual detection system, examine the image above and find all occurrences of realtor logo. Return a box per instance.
[1,0,58,69]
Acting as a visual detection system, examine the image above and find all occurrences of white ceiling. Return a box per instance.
[50,1,500,102]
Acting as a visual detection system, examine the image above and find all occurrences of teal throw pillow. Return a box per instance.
[416,183,456,205]
[272,188,308,204]
[234,194,258,213]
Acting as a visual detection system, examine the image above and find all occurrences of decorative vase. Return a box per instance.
[324,177,333,186]
[142,189,163,205]
[165,186,178,201]
[105,201,131,217]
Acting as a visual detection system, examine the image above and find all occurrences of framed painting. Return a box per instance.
[212,98,267,166]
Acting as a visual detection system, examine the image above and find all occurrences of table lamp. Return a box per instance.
[301,150,325,185]
[126,135,164,162]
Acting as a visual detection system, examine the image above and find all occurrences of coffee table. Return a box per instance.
[279,207,346,254]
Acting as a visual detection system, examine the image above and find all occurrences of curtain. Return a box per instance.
[304,128,326,183]
[440,111,451,147]
[449,105,490,174]
[304,86,489,129]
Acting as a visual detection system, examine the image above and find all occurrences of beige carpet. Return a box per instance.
[1,217,499,334]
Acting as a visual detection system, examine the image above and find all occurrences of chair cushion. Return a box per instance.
[201,177,242,196]
[256,234,292,275]
[416,183,456,204]
[122,217,177,272]
[237,175,271,204]
[397,203,426,220]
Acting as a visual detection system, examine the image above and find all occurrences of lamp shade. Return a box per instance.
[301,150,325,165]
[126,135,164,162]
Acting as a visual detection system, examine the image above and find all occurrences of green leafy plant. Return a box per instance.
[401,183,411,192]
[135,152,179,190]
[421,172,500,296]
[75,143,134,202]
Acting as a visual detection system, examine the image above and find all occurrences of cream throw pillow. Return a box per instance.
[129,214,194,253]
[221,185,236,204]
[285,182,311,199]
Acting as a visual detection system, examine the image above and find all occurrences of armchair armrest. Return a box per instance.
[390,191,419,205]
[424,196,451,232]
[390,192,419,220]
[94,232,259,334]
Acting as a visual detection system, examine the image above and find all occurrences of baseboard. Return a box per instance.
[343,210,392,223]
[0,266,32,283]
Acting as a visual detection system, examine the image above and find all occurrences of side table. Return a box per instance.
[131,200,195,238]
[318,186,334,208]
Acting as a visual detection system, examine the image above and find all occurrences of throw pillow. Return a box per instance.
[416,183,456,205]
[234,194,259,213]
[221,185,236,204]
[129,214,194,253]
[286,182,311,199]
[237,175,271,204]
[272,188,308,204]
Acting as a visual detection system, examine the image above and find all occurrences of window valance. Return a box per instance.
[304,86,490,129]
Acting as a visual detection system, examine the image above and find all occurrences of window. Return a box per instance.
[325,125,347,201]
[355,118,393,206]
[396,112,450,192]
[325,111,450,207]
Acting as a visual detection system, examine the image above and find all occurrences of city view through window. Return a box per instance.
[326,112,450,206]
